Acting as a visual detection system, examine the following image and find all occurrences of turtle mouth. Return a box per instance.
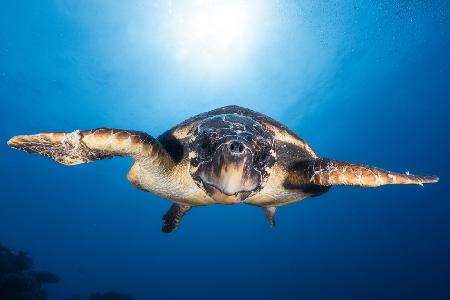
[194,142,261,204]
[199,173,256,200]
[201,181,254,204]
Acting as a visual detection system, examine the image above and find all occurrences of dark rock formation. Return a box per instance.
[0,242,60,300]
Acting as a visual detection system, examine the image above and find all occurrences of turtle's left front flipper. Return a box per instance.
[7,128,171,166]
[287,158,439,187]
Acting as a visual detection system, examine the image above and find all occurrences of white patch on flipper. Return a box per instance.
[62,130,82,152]
[59,130,84,164]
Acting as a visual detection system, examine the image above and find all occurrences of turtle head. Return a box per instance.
[189,114,275,204]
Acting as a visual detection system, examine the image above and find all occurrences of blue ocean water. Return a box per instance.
[1,1,449,299]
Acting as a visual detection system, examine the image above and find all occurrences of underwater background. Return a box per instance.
[1,0,449,299]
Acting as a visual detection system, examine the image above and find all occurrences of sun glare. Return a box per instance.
[170,1,261,74]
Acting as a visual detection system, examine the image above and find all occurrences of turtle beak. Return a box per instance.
[198,140,260,203]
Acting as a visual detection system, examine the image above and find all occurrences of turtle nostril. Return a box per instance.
[228,141,245,154]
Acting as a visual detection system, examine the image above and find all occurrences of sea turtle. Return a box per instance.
[7,105,438,232]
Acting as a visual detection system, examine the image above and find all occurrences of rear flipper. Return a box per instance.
[162,204,191,233]
[263,207,277,227]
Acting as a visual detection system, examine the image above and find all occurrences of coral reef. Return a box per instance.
[0,242,60,300]
[0,242,133,300]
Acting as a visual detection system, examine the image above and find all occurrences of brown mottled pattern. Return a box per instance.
[288,158,439,187]
[160,105,318,158]
[7,128,165,166]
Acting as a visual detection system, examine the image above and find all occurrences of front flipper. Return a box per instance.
[7,128,171,166]
[286,158,439,187]
[162,204,191,233]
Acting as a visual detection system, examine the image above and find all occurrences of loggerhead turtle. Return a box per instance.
[7,106,438,232]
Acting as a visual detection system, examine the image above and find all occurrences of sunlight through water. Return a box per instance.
[168,0,263,75]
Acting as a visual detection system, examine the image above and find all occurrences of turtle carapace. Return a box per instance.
[7,106,438,233]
